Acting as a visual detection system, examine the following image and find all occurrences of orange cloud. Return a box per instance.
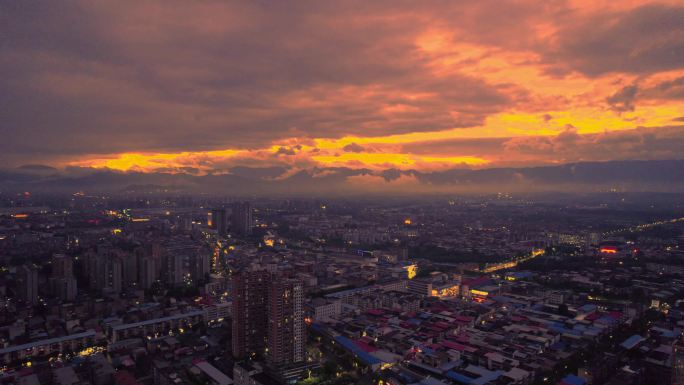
[4,0,684,175]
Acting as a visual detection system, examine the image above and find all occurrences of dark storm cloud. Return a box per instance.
[400,125,684,167]
[503,125,684,163]
[606,85,638,112]
[401,137,507,156]
[275,146,299,156]
[0,0,516,164]
[548,4,684,76]
[229,166,288,180]
[605,77,684,111]
[342,143,366,153]
[646,76,684,100]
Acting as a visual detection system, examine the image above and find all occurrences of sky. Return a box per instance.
[2,1,684,180]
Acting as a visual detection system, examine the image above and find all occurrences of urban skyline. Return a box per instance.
[2,1,684,385]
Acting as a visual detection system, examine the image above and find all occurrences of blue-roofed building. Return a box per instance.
[558,374,586,385]
[333,335,385,370]
[492,295,512,303]
[550,341,567,351]
[310,322,327,334]
[447,365,503,385]
[578,304,597,314]
[620,335,645,350]
[446,370,474,384]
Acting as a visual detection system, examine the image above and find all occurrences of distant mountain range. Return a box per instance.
[1,159,683,195]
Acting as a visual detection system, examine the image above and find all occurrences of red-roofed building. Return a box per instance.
[442,341,468,351]
[354,339,378,353]
[114,370,140,385]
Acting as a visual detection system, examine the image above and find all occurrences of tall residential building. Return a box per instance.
[211,208,228,235]
[85,250,106,291]
[232,268,306,371]
[135,246,159,290]
[231,202,253,236]
[52,253,73,278]
[85,250,123,294]
[674,340,684,385]
[52,276,78,302]
[267,278,305,367]
[193,252,211,282]
[159,241,206,286]
[16,265,39,306]
[232,269,271,360]
[51,254,78,301]
[107,257,123,294]
[166,253,189,286]
[121,253,138,289]
[139,257,158,290]
[207,211,215,229]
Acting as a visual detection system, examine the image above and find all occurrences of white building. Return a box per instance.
[310,298,341,321]
[204,301,232,324]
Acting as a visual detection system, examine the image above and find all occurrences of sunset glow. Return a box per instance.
[2,1,684,183]
[3,2,684,380]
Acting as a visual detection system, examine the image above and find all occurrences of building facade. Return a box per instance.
[232,269,271,359]
[267,278,305,367]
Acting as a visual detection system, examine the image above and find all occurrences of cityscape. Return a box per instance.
[0,194,683,385]
[2,1,684,385]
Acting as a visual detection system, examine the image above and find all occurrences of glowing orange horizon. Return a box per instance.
[66,110,684,174]
[58,0,684,175]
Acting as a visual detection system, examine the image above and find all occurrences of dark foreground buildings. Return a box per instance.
[232,268,305,379]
